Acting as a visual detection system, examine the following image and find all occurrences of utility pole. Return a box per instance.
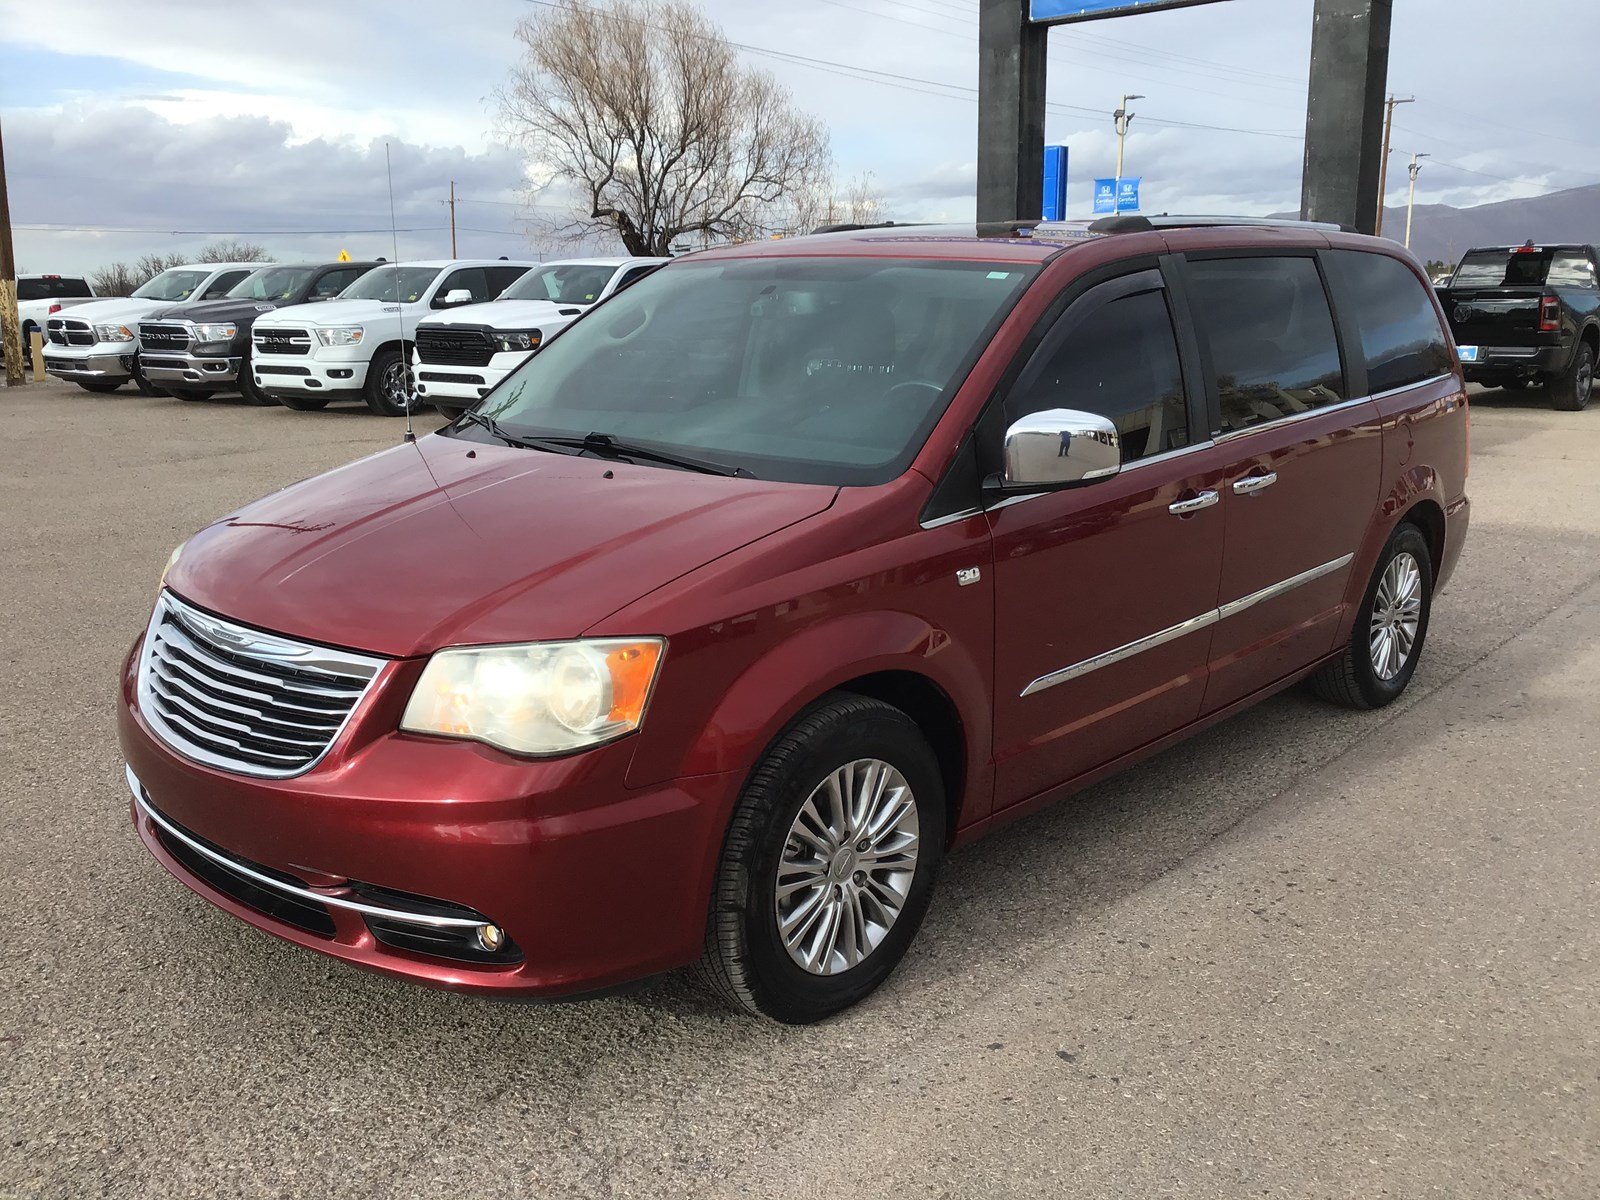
[0,114,23,387]
[1404,152,1430,249]
[1113,93,1145,184]
[448,180,458,258]
[1373,94,1412,237]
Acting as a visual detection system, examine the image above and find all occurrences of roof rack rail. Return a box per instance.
[809,220,922,235]
[1085,214,1351,234]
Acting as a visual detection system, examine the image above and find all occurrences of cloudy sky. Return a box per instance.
[2,0,1596,274]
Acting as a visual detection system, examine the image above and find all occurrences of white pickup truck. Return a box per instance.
[42,263,263,393]
[249,259,538,415]
[1,275,98,369]
[411,257,668,417]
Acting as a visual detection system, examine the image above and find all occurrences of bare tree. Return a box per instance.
[197,239,269,263]
[499,0,831,255]
[88,262,146,297]
[841,171,888,226]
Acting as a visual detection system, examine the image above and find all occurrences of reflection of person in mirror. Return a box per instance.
[1058,429,1073,457]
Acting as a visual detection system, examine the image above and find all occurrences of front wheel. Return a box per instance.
[364,347,418,417]
[431,403,468,422]
[278,392,330,412]
[697,693,945,1024]
[1311,523,1432,709]
[1550,341,1595,412]
[132,357,166,397]
[239,353,273,406]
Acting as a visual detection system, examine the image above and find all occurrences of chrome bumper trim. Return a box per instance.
[126,764,485,931]
[141,354,241,384]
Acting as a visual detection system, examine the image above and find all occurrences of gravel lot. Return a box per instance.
[2,378,1597,1199]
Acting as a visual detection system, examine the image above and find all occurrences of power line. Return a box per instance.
[16,223,451,235]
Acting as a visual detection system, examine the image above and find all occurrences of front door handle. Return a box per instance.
[1168,489,1220,515]
[1232,471,1278,495]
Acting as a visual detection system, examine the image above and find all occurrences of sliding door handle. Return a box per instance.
[1168,489,1220,515]
[1232,471,1278,495]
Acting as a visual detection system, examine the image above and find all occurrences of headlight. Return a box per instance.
[94,323,134,343]
[192,323,238,342]
[160,541,185,588]
[314,326,364,346]
[401,638,665,756]
[492,329,542,354]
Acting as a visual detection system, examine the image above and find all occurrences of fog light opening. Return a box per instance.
[475,923,506,953]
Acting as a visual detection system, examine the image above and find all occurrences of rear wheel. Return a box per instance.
[697,693,945,1024]
[364,347,418,417]
[1311,523,1432,710]
[278,392,330,412]
[1550,340,1595,412]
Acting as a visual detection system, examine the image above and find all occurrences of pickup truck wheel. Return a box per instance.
[1550,341,1595,412]
[78,381,122,394]
[239,354,273,406]
[131,358,166,398]
[431,403,467,422]
[697,693,945,1024]
[364,348,419,417]
[278,393,330,412]
[172,389,216,402]
[1311,524,1432,710]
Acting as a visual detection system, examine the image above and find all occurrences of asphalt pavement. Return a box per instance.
[1,378,1596,1199]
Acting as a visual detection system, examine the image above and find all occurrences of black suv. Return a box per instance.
[1439,242,1600,410]
[139,262,378,404]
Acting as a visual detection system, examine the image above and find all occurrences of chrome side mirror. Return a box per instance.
[1001,408,1121,489]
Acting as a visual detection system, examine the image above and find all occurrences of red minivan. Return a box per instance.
[119,218,1469,1023]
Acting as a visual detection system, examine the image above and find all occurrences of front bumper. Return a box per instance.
[118,640,736,998]
[43,348,135,383]
[412,354,522,404]
[252,348,370,401]
[142,351,241,389]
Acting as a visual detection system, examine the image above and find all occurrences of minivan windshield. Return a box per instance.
[340,266,442,303]
[227,266,319,302]
[467,257,1037,485]
[499,263,619,304]
[131,269,211,302]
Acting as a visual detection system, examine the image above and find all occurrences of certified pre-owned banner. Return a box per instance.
[1030,0,1230,24]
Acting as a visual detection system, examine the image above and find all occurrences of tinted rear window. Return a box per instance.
[1452,248,1576,288]
[18,277,92,301]
[1329,250,1454,394]
[1185,256,1346,433]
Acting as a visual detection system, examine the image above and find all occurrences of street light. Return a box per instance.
[1113,94,1145,184]
[1405,152,1431,249]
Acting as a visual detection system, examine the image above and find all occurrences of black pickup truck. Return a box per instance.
[1439,242,1599,410]
[138,260,377,404]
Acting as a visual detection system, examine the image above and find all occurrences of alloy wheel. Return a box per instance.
[1369,551,1423,681]
[1577,354,1594,408]
[383,360,416,413]
[775,758,920,976]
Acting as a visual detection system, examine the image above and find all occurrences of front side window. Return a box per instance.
[131,269,211,302]
[1010,284,1189,462]
[310,267,363,298]
[228,266,319,302]
[501,264,619,305]
[434,267,490,307]
[1186,256,1345,433]
[341,266,442,303]
[201,270,251,299]
[470,257,1038,485]
[1328,250,1454,394]
[485,265,533,296]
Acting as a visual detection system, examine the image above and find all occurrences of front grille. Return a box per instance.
[47,318,94,346]
[415,326,496,367]
[137,592,384,778]
[253,327,311,356]
[147,798,337,937]
[140,321,192,352]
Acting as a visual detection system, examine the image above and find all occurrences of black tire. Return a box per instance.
[364,347,418,417]
[697,693,946,1024]
[1311,523,1433,710]
[1549,340,1595,412]
[277,392,330,412]
[1499,377,1528,391]
[171,389,216,402]
[239,352,273,406]
[78,381,122,394]
[132,357,166,398]
[432,403,468,422]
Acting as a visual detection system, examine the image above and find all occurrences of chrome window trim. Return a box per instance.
[136,591,386,780]
[126,766,484,931]
[1369,371,1455,402]
[1020,552,1355,697]
[1211,393,1373,444]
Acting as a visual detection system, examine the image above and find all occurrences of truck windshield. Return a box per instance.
[228,266,319,302]
[1452,248,1554,288]
[18,277,91,300]
[340,266,442,303]
[469,257,1038,486]
[499,264,619,305]
[131,270,211,302]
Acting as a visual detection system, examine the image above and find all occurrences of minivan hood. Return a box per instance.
[166,434,837,658]
[421,298,583,330]
[255,298,406,327]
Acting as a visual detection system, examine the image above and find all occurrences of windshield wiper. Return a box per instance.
[540,431,753,478]
[456,410,582,457]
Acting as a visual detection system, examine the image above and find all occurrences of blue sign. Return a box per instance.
[1092,178,1118,215]
[1031,0,1230,24]
[1092,178,1142,214]
[1117,176,1141,212]
[1042,145,1069,221]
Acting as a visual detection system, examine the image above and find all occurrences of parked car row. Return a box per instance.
[38,254,669,418]
[0,274,99,365]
